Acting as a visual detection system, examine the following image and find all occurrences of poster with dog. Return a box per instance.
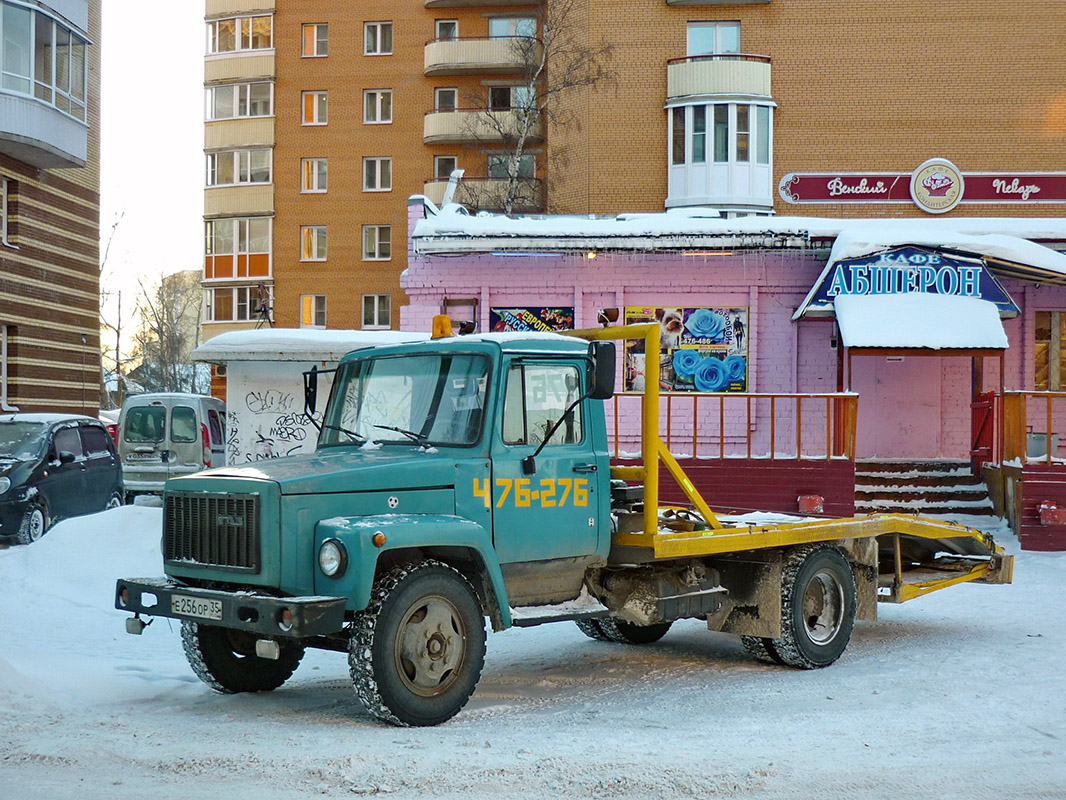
[623,306,748,393]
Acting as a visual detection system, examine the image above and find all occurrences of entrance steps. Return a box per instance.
[855,460,995,519]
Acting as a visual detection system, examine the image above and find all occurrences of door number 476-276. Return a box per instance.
[473,478,589,508]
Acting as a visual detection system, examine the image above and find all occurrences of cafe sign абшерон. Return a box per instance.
[779,157,1066,214]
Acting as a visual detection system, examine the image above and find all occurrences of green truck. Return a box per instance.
[116,320,1013,726]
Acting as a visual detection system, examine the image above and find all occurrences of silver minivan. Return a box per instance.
[118,393,226,500]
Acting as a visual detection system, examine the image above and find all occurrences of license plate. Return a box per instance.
[171,594,223,620]
[127,453,159,461]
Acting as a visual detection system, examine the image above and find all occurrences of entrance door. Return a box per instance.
[851,356,962,459]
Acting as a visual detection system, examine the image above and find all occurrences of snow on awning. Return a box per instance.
[834,294,1008,351]
[192,329,428,363]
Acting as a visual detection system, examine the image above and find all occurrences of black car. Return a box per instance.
[0,413,124,545]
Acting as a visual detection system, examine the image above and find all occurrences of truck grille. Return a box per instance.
[163,491,260,572]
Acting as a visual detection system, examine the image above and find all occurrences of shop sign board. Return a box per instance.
[489,307,574,333]
[805,246,1020,315]
[623,306,749,393]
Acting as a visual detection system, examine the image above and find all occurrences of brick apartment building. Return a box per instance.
[0,0,101,414]
[200,0,1064,343]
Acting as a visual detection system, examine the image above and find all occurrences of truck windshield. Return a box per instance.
[320,353,489,448]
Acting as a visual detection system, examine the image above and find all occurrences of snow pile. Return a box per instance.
[834,294,1009,350]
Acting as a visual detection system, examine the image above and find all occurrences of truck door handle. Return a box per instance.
[572,463,597,473]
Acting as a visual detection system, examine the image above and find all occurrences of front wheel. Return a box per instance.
[770,545,857,669]
[16,503,48,545]
[350,560,486,727]
[181,622,304,693]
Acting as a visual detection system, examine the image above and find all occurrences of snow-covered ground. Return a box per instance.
[1,507,1064,800]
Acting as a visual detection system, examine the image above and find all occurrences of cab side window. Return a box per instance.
[502,363,582,446]
[171,406,198,443]
[52,427,84,460]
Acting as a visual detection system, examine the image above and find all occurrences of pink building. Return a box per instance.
[402,198,1066,549]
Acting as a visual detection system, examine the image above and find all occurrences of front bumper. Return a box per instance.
[115,578,347,638]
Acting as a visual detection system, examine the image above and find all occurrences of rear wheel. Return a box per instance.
[16,503,48,545]
[600,618,673,644]
[574,618,612,641]
[770,545,857,669]
[740,635,785,665]
[350,560,486,726]
[181,622,304,693]
[105,491,123,511]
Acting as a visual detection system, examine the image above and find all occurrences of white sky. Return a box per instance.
[98,1,204,331]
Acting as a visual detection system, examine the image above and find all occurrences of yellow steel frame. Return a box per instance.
[566,323,1013,601]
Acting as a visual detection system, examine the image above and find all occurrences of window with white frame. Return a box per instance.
[207,82,273,120]
[302,90,327,125]
[2,5,89,121]
[488,17,536,39]
[206,149,271,187]
[0,323,14,411]
[364,22,393,55]
[301,226,327,261]
[488,85,534,111]
[302,23,328,57]
[687,21,740,56]
[488,154,534,179]
[301,295,326,328]
[362,295,391,329]
[434,155,457,180]
[362,225,391,261]
[204,218,271,279]
[364,89,392,123]
[0,176,12,246]
[207,15,272,54]
[435,19,458,40]
[363,158,392,192]
[301,158,327,193]
[435,87,457,111]
[206,286,266,322]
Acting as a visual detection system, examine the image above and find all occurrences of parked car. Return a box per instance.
[99,409,119,447]
[0,413,124,545]
[118,393,226,501]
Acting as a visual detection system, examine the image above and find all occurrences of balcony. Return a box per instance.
[424,37,540,76]
[423,108,543,145]
[426,0,536,6]
[423,176,544,212]
[665,0,769,5]
[206,0,275,13]
[204,52,275,83]
[667,53,771,102]
[0,92,87,169]
[204,185,274,218]
[205,118,275,150]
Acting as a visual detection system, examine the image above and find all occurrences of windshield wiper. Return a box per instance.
[321,424,366,444]
[374,424,429,444]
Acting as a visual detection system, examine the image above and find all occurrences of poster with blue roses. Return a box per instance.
[623,306,748,393]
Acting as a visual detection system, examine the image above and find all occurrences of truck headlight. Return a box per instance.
[318,538,347,578]
[0,477,9,496]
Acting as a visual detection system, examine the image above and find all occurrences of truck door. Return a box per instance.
[490,359,600,563]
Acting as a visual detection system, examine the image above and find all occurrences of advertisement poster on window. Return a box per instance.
[490,307,575,333]
[623,306,749,393]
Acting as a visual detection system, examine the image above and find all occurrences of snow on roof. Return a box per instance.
[412,201,1066,275]
[192,329,429,362]
[834,294,1008,350]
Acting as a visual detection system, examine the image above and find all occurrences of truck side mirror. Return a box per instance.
[303,366,319,416]
[588,341,616,400]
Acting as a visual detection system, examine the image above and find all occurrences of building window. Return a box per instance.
[1035,311,1066,390]
[364,22,393,55]
[503,364,583,446]
[301,158,327,193]
[207,82,273,120]
[204,218,271,280]
[1,176,12,246]
[687,21,740,56]
[435,156,457,180]
[301,226,327,261]
[488,17,536,39]
[435,19,458,40]
[302,23,328,57]
[488,85,534,111]
[435,87,457,111]
[2,7,89,121]
[488,154,534,179]
[363,158,392,192]
[302,90,327,125]
[206,286,265,323]
[206,149,272,187]
[363,295,391,329]
[364,89,392,124]
[301,295,326,328]
[207,15,273,54]
[363,225,391,261]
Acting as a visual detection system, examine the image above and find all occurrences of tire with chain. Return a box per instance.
[740,635,786,665]
[181,621,305,693]
[349,560,486,727]
[599,618,673,644]
[16,503,48,545]
[574,618,612,641]
[769,544,857,669]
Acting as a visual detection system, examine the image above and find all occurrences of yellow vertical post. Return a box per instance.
[643,324,660,536]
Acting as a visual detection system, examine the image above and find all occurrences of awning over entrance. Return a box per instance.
[834,294,1008,351]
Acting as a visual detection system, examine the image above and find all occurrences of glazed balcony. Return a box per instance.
[205,118,275,150]
[667,53,772,102]
[423,175,544,212]
[423,108,543,145]
[204,52,275,83]
[204,185,274,218]
[206,0,274,13]
[424,37,541,76]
